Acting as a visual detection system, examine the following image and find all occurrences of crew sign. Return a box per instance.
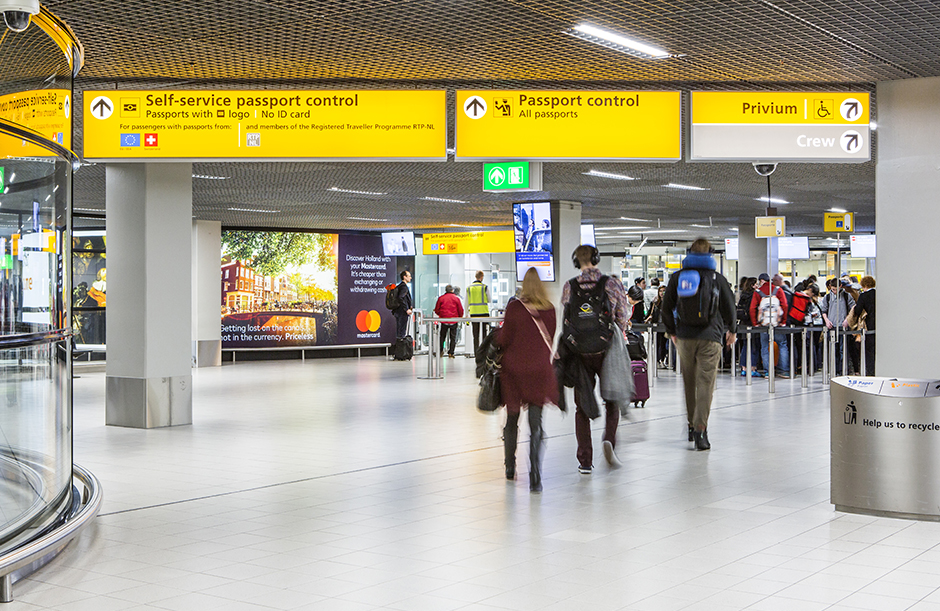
[83,90,446,161]
[455,90,681,161]
[690,91,871,162]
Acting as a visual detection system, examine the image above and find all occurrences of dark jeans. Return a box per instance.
[395,310,410,339]
[440,323,458,356]
[574,352,619,469]
[864,335,876,375]
[505,405,544,487]
[471,314,489,354]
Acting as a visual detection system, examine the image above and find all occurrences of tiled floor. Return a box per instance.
[12,356,940,610]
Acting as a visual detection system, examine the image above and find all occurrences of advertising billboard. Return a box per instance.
[381,231,415,256]
[513,201,554,282]
[221,231,397,348]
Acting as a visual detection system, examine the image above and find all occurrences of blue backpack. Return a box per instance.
[675,269,719,327]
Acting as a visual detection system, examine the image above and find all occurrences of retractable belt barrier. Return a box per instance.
[418,316,503,380]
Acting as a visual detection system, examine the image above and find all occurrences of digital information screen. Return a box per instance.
[513,201,554,282]
[580,224,596,247]
[724,238,739,260]
[778,236,810,260]
[850,234,876,258]
[381,231,415,256]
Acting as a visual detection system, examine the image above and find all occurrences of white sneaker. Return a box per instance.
[603,440,622,468]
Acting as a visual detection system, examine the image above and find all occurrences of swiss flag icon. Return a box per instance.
[144,133,159,147]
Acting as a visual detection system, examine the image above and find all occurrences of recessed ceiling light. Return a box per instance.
[829,207,847,213]
[583,169,635,181]
[227,207,280,214]
[193,174,229,180]
[74,208,103,213]
[347,216,388,222]
[328,187,388,196]
[567,23,670,59]
[756,196,789,204]
[665,183,709,191]
[420,197,468,204]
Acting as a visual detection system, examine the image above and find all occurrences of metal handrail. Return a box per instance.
[0,329,71,351]
[0,464,102,603]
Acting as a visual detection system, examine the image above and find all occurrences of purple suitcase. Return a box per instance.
[631,360,650,407]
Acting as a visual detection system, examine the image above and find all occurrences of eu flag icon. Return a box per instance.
[120,133,141,147]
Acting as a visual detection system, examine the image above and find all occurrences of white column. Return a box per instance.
[738,230,767,279]
[192,220,221,367]
[548,200,582,308]
[875,77,940,378]
[105,163,193,427]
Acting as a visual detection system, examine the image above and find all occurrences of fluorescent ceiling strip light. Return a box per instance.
[829,207,847,213]
[447,224,482,228]
[598,226,650,231]
[228,207,280,214]
[756,196,789,204]
[634,229,689,234]
[420,197,468,203]
[348,216,388,222]
[328,187,387,196]
[73,230,106,237]
[690,224,711,228]
[730,227,739,231]
[583,169,635,181]
[193,174,229,180]
[74,208,103,213]
[665,183,709,191]
[619,216,649,222]
[568,24,670,59]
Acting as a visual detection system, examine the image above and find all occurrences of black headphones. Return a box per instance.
[572,245,601,269]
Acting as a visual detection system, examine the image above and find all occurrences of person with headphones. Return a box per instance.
[560,244,631,474]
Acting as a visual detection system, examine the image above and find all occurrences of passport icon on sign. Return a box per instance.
[120,133,140,147]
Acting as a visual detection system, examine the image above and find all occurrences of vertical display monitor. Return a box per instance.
[724,238,739,260]
[850,234,876,258]
[381,231,415,256]
[513,201,554,282]
[778,236,810,260]
[580,224,596,247]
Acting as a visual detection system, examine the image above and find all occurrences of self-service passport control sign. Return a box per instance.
[83,90,446,161]
[691,91,871,162]
[832,376,940,520]
[455,90,681,161]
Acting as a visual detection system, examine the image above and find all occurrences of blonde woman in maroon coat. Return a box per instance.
[497,268,558,493]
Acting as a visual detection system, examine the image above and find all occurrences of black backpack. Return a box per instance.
[562,276,614,354]
[385,283,401,311]
[675,269,720,327]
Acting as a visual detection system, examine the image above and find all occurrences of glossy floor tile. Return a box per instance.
[10,356,940,610]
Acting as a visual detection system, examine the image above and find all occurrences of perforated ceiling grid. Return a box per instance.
[45,0,925,245]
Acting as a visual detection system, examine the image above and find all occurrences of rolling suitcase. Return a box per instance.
[394,336,414,361]
[631,360,650,408]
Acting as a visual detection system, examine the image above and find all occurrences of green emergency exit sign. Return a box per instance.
[0,167,4,193]
[482,161,542,193]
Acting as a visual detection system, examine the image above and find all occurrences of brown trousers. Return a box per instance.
[677,338,721,432]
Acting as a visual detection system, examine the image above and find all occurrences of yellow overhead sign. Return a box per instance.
[824,212,854,232]
[692,91,870,124]
[455,90,681,161]
[83,90,446,161]
[422,231,514,255]
[755,216,786,238]
[0,89,71,157]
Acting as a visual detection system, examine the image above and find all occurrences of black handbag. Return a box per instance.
[477,368,502,412]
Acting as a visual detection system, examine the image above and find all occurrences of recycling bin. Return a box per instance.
[831,376,940,520]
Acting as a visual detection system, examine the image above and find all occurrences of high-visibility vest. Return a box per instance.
[467,281,489,315]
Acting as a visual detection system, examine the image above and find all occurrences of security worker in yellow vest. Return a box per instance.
[466,271,491,355]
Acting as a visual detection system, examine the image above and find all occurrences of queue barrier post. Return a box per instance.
[841,327,848,377]
[746,328,753,387]
[801,327,808,388]
[768,325,775,394]
[860,330,867,377]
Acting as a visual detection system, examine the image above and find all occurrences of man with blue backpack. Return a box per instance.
[662,239,737,451]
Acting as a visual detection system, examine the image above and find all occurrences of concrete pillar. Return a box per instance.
[548,200,582,308]
[192,220,221,367]
[738,230,768,279]
[875,77,940,378]
[105,163,193,427]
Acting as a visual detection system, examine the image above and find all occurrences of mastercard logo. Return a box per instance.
[356,310,382,332]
